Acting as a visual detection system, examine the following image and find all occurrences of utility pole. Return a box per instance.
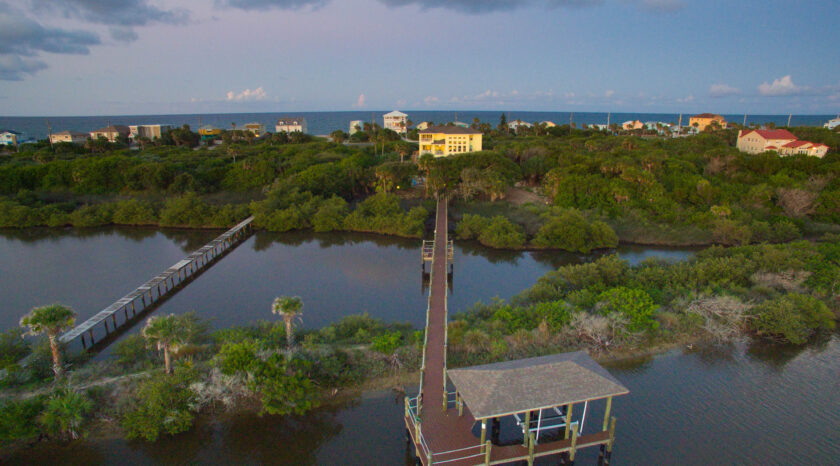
[570,112,573,135]
[787,113,792,127]
[46,119,52,147]
[743,113,747,127]
[607,112,610,128]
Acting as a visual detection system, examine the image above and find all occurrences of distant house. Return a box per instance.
[50,131,88,145]
[415,121,431,131]
[507,120,533,130]
[451,121,469,128]
[622,120,644,130]
[778,140,830,158]
[418,126,482,157]
[736,129,828,157]
[90,125,130,142]
[825,118,840,130]
[0,129,22,146]
[541,121,556,127]
[243,122,266,136]
[198,125,221,141]
[645,121,673,134]
[129,124,171,141]
[348,120,363,135]
[276,117,307,134]
[383,111,408,134]
[689,113,727,131]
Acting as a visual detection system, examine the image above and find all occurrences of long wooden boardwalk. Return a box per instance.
[406,200,616,465]
[58,216,255,350]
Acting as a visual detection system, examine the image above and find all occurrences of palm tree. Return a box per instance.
[142,314,192,374]
[418,153,435,198]
[20,304,76,378]
[272,296,303,352]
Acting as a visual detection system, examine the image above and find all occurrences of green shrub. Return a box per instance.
[121,366,198,441]
[312,196,349,232]
[39,388,94,440]
[455,214,488,239]
[0,397,45,442]
[750,294,835,344]
[112,199,158,225]
[113,334,157,369]
[532,209,618,253]
[0,328,30,369]
[596,287,659,333]
[477,216,526,248]
[370,331,403,354]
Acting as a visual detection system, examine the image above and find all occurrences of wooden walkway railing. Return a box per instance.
[58,216,254,350]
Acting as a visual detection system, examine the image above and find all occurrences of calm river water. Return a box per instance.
[2,228,838,464]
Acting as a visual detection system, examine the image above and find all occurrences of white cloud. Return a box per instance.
[677,94,694,103]
[424,95,439,104]
[709,83,740,98]
[758,75,804,96]
[604,90,615,98]
[226,86,267,101]
[355,93,366,107]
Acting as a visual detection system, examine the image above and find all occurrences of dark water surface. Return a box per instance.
[0,227,691,338]
[4,338,838,465]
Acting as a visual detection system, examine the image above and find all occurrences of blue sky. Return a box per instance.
[0,0,838,116]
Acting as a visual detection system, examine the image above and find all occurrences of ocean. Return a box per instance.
[0,111,835,142]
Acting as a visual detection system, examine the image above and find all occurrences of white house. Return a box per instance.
[276,117,307,133]
[415,121,431,131]
[0,129,21,146]
[383,110,408,134]
[825,118,840,130]
[507,120,533,130]
[50,131,88,145]
[349,120,363,134]
[129,124,171,141]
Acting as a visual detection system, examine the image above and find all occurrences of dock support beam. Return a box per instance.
[523,410,531,446]
[569,426,578,465]
[604,416,617,465]
[484,441,492,465]
[565,403,575,439]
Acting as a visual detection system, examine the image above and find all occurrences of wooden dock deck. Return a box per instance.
[407,200,617,465]
[58,216,254,350]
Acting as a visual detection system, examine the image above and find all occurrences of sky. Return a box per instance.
[0,0,838,116]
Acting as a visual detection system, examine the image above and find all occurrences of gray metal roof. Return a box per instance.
[448,351,629,420]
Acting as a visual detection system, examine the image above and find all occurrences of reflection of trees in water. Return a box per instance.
[3,437,106,465]
[220,399,352,464]
[456,240,524,265]
[128,419,214,464]
[745,333,834,371]
[252,230,417,252]
[602,353,655,373]
[159,228,222,253]
[687,341,739,366]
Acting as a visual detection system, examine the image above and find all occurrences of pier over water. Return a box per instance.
[59,216,254,351]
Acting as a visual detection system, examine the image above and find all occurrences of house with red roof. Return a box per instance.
[736,129,829,157]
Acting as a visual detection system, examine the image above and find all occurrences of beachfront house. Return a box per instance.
[825,118,840,130]
[129,124,171,141]
[508,120,533,131]
[383,111,408,134]
[50,131,88,145]
[349,120,363,135]
[415,121,431,131]
[90,125,130,142]
[622,120,644,130]
[0,129,22,146]
[778,140,830,158]
[541,121,556,127]
[689,113,727,131]
[418,126,482,157]
[276,117,307,134]
[199,125,221,142]
[243,122,266,136]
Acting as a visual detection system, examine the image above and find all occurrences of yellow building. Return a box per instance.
[199,125,222,141]
[689,113,727,131]
[418,126,483,157]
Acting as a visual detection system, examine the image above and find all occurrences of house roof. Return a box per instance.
[0,129,21,135]
[92,125,130,133]
[384,110,407,117]
[419,125,481,135]
[277,117,305,125]
[782,140,811,148]
[692,113,723,119]
[54,131,88,136]
[448,351,629,420]
[742,129,797,140]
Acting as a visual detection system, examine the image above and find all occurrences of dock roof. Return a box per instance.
[447,351,629,420]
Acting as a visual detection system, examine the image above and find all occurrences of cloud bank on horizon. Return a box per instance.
[0,0,838,115]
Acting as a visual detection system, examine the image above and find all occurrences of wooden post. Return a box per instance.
[569,425,579,465]
[457,392,463,416]
[527,432,535,465]
[404,396,409,419]
[523,411,531,446]
[480,420,487,446]
[81,333,86,349]
[124,307,128,319]
[88,329,94,344]
[484,440,492,465]
[112,313,117,328]
[104,319,109,333]
[564,403,575,439]
[141,294,146,307]
[131,301,136,314]
[603,396,612,431]
[606,416,617,453]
